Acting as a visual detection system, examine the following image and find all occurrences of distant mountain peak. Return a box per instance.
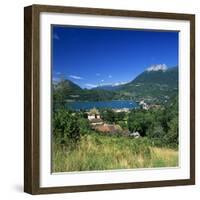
[146,64,168,72]
[53,78,82,92]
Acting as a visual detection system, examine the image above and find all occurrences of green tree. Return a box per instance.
[77,117,91,135]
[116,112,126,121]
[165,115,178,148]
[128,110,153,136]
[100,109,116,123]
[53,109,80,144]
[146,122,165,146]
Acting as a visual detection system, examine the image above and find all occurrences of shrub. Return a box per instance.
[53,109,80,145]
[100,109,116,123]
[165,116,178,148]
[146,122,165,147]
[127,110,153,136]
[77,117,91,135]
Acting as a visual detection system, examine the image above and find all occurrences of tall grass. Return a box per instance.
[52,134,178,172]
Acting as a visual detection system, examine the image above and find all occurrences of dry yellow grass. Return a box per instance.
[150,147,178,167]
[52,134,178,172]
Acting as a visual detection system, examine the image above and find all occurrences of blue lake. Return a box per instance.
[66,100,139,110]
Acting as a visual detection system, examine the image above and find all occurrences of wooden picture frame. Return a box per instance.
[24,4,195,194]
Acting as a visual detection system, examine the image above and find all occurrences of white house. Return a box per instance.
[139,100,149,110]
[87,108,102,125]
[88,114,100,120]
[129,132,140,138]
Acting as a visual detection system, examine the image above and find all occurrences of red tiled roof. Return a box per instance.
[90,118,103,123]
[94,124,122,133]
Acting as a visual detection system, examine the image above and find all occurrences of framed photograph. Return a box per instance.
[24,4,195,194]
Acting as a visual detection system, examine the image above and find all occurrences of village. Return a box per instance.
[80,98,162,138]
[86,108,140,138]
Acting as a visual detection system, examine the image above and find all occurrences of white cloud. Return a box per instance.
[53,33,60,40]
[52,77,60,82]
[99,82,112,86]
[101,79,104,82]
[113,81,128,86]
[85,83,97,88]
[108,75,112,78]
[146,64,168,72]
[69,75,83,80]
[98,82,128,87]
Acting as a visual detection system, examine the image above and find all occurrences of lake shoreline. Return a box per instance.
[65,100,140,111]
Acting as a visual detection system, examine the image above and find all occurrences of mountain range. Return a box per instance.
[53,66,178,104]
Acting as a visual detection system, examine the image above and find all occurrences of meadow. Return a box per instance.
[52,94,178,172]
[52,133,178,172]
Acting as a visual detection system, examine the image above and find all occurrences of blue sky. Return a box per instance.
[52,26,178,89]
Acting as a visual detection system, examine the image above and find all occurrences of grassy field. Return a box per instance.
[52,133,178,172]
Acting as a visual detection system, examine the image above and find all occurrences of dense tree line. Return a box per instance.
[100,109,126,123]
[53,96,178,148]
[127,97,178,148]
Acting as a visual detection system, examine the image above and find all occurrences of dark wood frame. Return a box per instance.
[24,4,195,195]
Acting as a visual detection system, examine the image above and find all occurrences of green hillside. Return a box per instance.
[53,67,178,104]
[131,67,178,86]
[117,67,178,103]
[53,79,116,103]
